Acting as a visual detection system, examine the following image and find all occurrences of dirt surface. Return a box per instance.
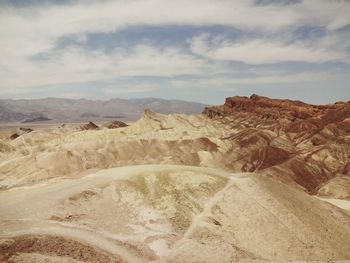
[1,106,349,198]
[1,165,350,262]
[1,100,350,262]
[0,235,122,263]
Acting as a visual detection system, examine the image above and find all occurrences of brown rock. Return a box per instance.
[9,127,33,140]
[204,94,350,195]
[81,122,99,130]
[19,127,33,133]
[9,133,20,140]
[103,120,128,129]
[204,94,349,123]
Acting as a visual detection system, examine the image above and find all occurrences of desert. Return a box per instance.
[1,0,350,261]
[1,95,350,262]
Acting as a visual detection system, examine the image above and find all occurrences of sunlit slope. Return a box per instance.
[0,111,231,189]
[1,109,349,200]
[1,165,349,262]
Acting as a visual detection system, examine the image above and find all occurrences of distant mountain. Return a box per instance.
[21,116,53,123]
[0,98,208,123]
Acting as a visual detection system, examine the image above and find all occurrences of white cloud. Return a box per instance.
[0,0,349,97]
[113,45,217,77]
[170,71,344,90]
[1,0,349,59]
[301,0,350,31]
[189,33,348,64]
[0,44,224,90]
[103,83,157,95]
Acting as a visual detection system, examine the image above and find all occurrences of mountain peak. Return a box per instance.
[204,94,350,122]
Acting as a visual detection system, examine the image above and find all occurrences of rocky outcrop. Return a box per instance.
[1,95,350,263]
[9,127,33,140]
[1,96,349,199]
[81,122,99,130]
[103,120,128,129]
[204,94,350,123]
[204,94,350,195]
[18,127,34,133]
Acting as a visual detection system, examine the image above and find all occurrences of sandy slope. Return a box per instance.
[1,109,350,262]
[1,165,350,262]
[1,109,349,201]
[318,197,350,211]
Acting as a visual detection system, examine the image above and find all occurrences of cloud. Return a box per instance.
[189,33,348,64]
[0,0,349,101]
[1,0,349,59]
[0,44,224,91]
[170,70,346,91]
[103,83,157,95]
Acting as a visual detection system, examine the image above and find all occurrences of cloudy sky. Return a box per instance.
[0,0,349,104]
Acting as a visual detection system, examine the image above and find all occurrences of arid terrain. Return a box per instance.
[1,95,350,262]
[0,98,206,123]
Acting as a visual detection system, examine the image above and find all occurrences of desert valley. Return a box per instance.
[0,94,349,262]
[1,0,350,262]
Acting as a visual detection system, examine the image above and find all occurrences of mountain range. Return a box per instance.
[0,97,207,123]
[1,94,350,262]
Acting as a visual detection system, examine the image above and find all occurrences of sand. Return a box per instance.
[1,111,350,262]
[1,165,350,262]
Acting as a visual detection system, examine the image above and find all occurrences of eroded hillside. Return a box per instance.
[203,94,350,197]
[1,165,350,262]
[1,95,350,262]
[1,96,350,198]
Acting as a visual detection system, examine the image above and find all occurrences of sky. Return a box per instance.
[0,0,349,104]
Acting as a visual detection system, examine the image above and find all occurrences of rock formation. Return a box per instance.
[203,94,350,195]
[81,121,99,130]
[1,166,350,262]
[203,94,350,122]
[9,127,33,140]
[103,120,128,129]
[9,133,20,140]
[1,95,350,262]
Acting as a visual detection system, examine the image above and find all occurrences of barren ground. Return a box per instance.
[1,109,350,262]
[1,165,350,262]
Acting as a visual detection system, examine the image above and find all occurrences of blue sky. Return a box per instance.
[0,0,349,104]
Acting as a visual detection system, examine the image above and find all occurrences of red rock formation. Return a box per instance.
[204,94,349,123]
[81,122,99,130]
[103,120,128,129]
[204,94,350,195]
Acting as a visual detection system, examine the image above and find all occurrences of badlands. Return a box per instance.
[0,95,350,262]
